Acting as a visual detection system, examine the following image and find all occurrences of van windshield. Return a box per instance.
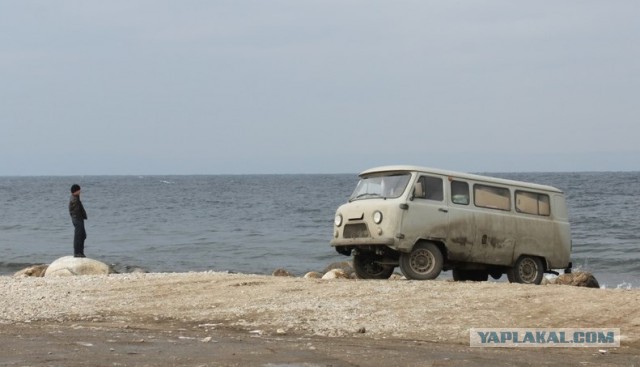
[350,173,411,201]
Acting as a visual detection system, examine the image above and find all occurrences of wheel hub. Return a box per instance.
[410,250,434,273]
[519,259,537,282]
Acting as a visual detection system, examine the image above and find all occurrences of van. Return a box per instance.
[330,166,572,284]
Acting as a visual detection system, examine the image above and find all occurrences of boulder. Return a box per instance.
[553,271,600,288]
[303,271,323,279]
[272,268,294,277]
[321,269,350,280]
[44,256,111,277]
[14,264,49,277]
[323,261,354,278]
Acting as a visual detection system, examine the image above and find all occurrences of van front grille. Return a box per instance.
[343,223,370,239]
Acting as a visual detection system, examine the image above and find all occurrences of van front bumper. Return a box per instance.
[330,237,396,247]
[330,237,398,257]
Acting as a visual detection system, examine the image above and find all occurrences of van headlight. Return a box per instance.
[334,214,343,227]
[373,211,383,224]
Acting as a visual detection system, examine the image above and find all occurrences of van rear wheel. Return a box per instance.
[399,242,443,280]
[353,253,394,279]
[507,256,544,285]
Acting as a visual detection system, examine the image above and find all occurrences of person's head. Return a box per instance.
[70,184,81,196]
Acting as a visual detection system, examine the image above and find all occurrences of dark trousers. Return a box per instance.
[72,217,87,256]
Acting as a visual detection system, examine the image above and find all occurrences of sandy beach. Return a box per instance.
[2,272,640,366]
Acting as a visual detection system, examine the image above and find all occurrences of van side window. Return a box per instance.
[474,184,510,211]
[516,191,551,216]
[416,176,443,201]
[451,181,470,205]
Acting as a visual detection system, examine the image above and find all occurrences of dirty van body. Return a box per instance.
[330,166,572,284]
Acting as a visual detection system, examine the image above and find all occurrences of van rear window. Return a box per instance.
[516,191,551,216]
[474,184,511,211]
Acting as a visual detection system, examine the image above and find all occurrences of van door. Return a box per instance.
[513,190,559,265]
[399,175,448,251]
[471,184,516,265]
[446,180,477,262]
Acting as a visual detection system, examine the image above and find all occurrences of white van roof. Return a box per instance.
[360,165,563,194]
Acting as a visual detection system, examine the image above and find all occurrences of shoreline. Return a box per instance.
[3,265,638,290]
[4,253,638,287]
[2,272,640,365]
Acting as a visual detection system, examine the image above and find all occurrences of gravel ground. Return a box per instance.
[2,272,640,344]
[2,272,640,366]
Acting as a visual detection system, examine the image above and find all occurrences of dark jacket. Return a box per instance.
[69,195,88,220]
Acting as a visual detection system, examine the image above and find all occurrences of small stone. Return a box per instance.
[14,264,49,277]
[201,337,213,343]
[276,329,287,335]
[553,271,600,288]
[304,271,322,279]
[323,261,354,277]
[272,268,294,277]
[357,327,366,334]
[322,269,350,280]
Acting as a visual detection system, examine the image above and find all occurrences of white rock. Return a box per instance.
[44,256,111,277]
[321,269,350,280]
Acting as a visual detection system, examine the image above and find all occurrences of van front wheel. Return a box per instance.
[353,254,394,279]
[507,256,544,285]
[399,243,443,280]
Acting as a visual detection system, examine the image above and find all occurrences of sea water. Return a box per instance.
[1,172,638,288]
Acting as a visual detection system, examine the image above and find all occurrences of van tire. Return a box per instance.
[399,242,443,280]
[507,256,544,285]
[353,254,394,279]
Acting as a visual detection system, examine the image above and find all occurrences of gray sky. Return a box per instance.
[1,1,638,175]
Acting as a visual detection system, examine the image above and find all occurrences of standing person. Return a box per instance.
[69,184,88,258]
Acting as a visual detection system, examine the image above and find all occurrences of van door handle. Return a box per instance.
[438,208,448,213]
